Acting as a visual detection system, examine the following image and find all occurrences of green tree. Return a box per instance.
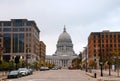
[72,57,82,69]
[112,50,120,76]
[102,52,114,76]
[0,60,9,70]
[9,60,15,70]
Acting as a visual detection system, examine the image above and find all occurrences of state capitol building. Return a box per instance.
[46,27,77,68]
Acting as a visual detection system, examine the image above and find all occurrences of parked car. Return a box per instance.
[18,68,29,76]
[28,68,33,75]
[7,70,21,79]
[40,67,49,71]
[51,67,58,70]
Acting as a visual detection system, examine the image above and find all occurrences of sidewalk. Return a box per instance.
[0,72,7,81]
[85,69,120,81]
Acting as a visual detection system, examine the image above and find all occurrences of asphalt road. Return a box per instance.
[7,69,96,81]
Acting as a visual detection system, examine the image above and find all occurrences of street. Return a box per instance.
[7,69,96,81]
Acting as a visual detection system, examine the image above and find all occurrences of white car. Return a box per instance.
[40,67,49,71]
[18,68,29,76]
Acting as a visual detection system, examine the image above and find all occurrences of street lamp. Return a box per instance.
[114,56,116,72]
[99,62,103,76]
[26,48,29,68]
[99,33,103,77]
[99,44,103,76]
[0,47,4,63]
[83,47,88,72]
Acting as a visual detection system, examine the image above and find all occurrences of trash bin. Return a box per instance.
[94,73,97,78]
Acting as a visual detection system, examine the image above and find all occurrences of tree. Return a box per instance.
[112,50,120,76]
[102,52,114,76]
[9,60,15,70]
[72,58,82,69]
[0,60,9,71]
[0,47,3,64]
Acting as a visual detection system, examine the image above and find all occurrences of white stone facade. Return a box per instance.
[46,27,77,68]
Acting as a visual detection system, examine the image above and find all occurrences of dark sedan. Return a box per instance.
[7,70,21,78]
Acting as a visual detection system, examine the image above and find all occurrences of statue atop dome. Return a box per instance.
[64,25,66,32]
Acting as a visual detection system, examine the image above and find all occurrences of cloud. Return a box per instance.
[0,0,120,54]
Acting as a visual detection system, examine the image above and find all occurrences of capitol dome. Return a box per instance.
[58,27,72,42]
[54,26,76,56]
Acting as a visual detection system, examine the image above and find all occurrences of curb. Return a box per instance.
[97,77,120,81]
[86,72,95,78]
[86,73,120,81]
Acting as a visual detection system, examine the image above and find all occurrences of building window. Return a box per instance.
[106,35,108,38]
[13,20,24,26]
[102,44,104,47]
[26,38,29,42]
[102,35,104,38]
[3,22,11,26]
[29,28,31,31]
[110,44,112,48]
[118,34,120,38]
[26,44,28,47]
[26,33,29,37]
[94,40,96,43]
[13,34,18,53]
[13,28,18,32]
[26,21,31,26]
[13,33,24,53]
[114,35,116,38]
[0,22,2,26]
[102,40,104,43]
[29,33,31,36]
[26,28,29,31]
[0,38,1,42]
[118,44,120,48]
[3,34,11,53]
[114,44,116,47]
[110,39,112,43]
[19,28,24,32]
[94,35,96,39]
[110,35,112,38]
[114,39,116,42]
[19,33,24,53]
[3,28,11,32]
[29,44,31,47]
[0,28,2,32]
[119,39,120,43]
[106,40,108,43]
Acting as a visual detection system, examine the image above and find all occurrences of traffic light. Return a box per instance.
[15,56,20,64]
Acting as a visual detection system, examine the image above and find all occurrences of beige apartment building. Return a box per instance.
[0,19,40,63]
[39,41,46,62]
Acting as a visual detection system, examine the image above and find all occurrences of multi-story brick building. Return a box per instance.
[39,41,46,62]
[0,19,40,63]
[88,30,120,68]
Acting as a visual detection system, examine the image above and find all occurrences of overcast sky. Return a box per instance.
[0,0,120,55]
